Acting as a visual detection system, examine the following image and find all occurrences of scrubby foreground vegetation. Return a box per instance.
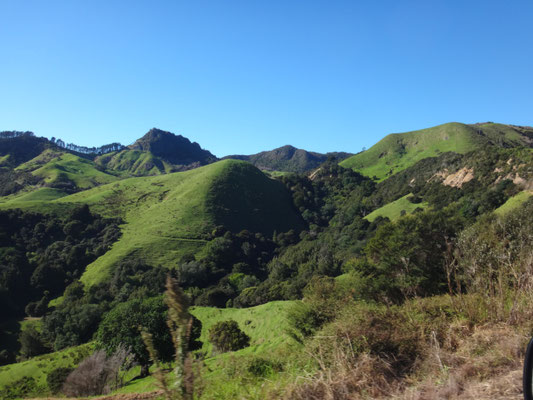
[0,122,532,399]
[282,199,533,399]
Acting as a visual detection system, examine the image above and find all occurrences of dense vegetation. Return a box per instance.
[0,206,121,320]
[0,206,120,364]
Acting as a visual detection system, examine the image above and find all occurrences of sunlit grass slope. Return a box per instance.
[16,149,118,189]
[0,343,93,395]
[56,159,303,287]
[96,149,176,176]
[494,190,533,215]
[191,300,296,357]
[117,300,298,397]
[340,122,531,181]
[0,188,68,207]
[364,194,429,222]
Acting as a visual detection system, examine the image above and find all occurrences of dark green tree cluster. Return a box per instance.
[0,205,121,321]
[175,229,277,307]
[354,207,465,303]
[96,296,173,375]
[279,161,374,227]
[41,259,168,351]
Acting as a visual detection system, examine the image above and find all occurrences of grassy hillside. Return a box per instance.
[16,149,118,190]
[494,190,533,215]
[116,300,299,398]
[95,149,176,176]
[54,159,303,286]
[364,194,429,222]
[340,122,532,180]
[0,343,93,397]
[191,300,295,357]
[0,188,68,204]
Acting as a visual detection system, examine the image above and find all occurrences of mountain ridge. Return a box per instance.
[224,144,353,173]
[340,122,533,180]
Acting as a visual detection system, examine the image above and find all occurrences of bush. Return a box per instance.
[62,346,134,396]
[287,301,321,339]
[0,349,15,365]
[247,357,283,377]
[287,276,354,340]
[315,305,425,376]
[208,320,250,353]
[46,366,73,394]
[19,325,48,358]
[2,376,39,399]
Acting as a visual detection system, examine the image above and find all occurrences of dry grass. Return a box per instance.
[281,294,531,400]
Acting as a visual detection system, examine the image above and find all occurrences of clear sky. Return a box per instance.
[1,0,532,157]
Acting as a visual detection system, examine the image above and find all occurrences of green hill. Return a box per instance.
[0,132,51,168]
[55,159,303,286]
[340,122,533,180]
[16,149,118,191]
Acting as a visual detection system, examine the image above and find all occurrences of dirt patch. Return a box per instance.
[443,167,474,188]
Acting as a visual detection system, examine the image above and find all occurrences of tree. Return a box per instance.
[208,320,250,353]
[96,296,172,377]
[19,325,48,358]
[360,209,464,303]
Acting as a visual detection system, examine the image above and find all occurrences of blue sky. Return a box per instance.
[1,0,532,157]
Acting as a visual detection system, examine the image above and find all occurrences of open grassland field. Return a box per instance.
[340,122,532,181]
[0,188,69,205]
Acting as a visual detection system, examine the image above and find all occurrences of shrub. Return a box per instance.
[208,320,250,353]
[247,357,283,377]
[287,301,321,339]
[46,366,73,394]
[19,325,48,358]
[2,376,39,399]
[62,346,133,396]
[287,276,354,340]
[0,349,15,366]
